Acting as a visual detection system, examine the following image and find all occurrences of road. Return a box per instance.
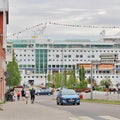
[35,94,120,120]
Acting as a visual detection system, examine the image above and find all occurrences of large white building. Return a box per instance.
[8,36,120,86]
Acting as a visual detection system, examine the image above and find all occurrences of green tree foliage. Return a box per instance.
[100,79,112,87]
[73,65,76,83]
[62,66,67,87]
[79,66,85,81]
[79,80,88,89]
[53,72,61,88]
[78,66,87,89]
[47,72,62,88]
[67,65,77,89]
[6,52,21,87]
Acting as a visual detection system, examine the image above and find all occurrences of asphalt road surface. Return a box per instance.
[35,94,120,120]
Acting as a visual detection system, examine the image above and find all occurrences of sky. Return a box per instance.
[7,0,120,41]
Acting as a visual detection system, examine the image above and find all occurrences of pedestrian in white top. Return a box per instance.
[25,88,30,104]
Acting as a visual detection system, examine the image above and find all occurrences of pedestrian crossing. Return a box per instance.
[69,115,120,120]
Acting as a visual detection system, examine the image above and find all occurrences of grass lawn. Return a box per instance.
[0,101,4,111]
[81,99,120,105]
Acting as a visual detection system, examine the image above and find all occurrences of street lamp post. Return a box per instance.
[90,61,93,100]
[61,47,64,88]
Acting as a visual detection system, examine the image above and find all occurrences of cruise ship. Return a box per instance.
[7,36,120,86]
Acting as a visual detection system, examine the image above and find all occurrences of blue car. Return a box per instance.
[56,89,80,105]
[35,88,53,95]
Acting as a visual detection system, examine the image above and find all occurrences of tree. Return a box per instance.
[79,66,87,89]
[67,65,77,89]
[6,51,21,87]
[100,79,112,88]
[62,66,67,87]
[79,66,85,81]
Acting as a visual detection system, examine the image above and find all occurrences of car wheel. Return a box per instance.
[77,102,80,105]
[60,102,63,105]
[57,101,59,105]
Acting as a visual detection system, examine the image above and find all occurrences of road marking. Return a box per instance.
[70,116,99,120]
[99,116,120,120]
[69,117,79,120]
[78,116,94,120]
[70,116,120,120]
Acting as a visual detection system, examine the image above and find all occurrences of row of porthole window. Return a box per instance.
[16,54,34,57]
[18,59,34,62]
[92,76,119,79]
[23,75,119,79]
[49,50,120,53]
[24,76,46,78]
[49,59,94,62]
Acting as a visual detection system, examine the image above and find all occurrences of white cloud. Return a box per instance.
[7,0,120,40]
[97,10,107,15]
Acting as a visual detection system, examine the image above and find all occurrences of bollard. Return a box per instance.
[80,94,83,99]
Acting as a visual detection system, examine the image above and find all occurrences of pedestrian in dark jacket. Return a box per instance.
[21,88,26,100]
[30,88,35,104]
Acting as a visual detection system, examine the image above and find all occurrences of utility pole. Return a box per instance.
[61,47,64,88]
[90,47,93,100]
[90,62,93,100]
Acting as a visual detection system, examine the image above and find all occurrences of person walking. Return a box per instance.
[30,88,35,104]
[25,88,30,104]
[17,90,21,101]
[21,88,26,100]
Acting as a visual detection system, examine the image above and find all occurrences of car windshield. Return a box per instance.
[61,90,76,95]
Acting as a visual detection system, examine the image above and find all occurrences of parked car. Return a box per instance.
[35,88,53,95]
[35,88,41,95]
[56,89,80,105]
[56,87,61,91]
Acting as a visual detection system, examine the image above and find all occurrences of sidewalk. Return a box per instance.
[0,100,72,120]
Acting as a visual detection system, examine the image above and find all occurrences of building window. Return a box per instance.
[56,55,59,58]
[76,55,79,58]
[80,55,83,58]
[52,65,55,68]
[64,55,67,58]
[68,55,71,58]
